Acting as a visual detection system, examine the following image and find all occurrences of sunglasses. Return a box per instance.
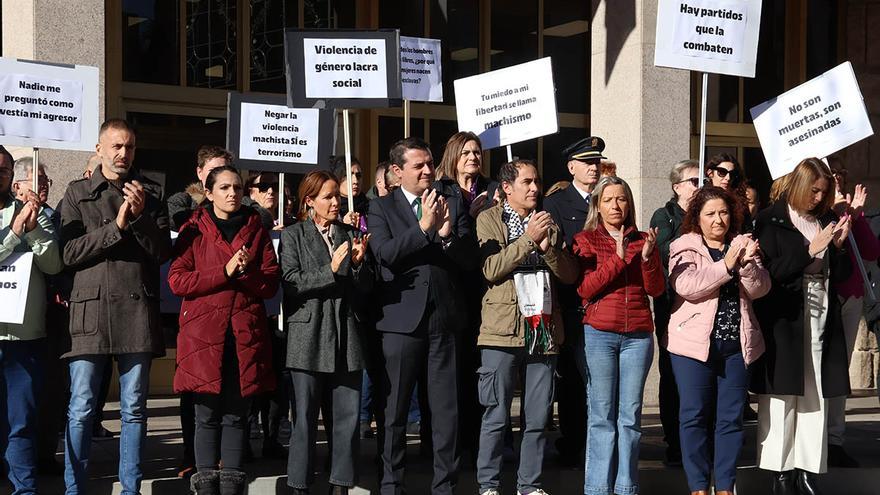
[676,177,700,187]
[710,167,740,180]
[253,182,278,192]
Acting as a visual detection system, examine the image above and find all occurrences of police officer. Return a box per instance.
[542,136,605,463]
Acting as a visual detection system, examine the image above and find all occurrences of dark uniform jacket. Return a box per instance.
[59,166,171,358]
[543,184,590,314]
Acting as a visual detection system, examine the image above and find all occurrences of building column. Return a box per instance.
[590,0,691,406]
[2,0,106,207]
[590,0,691,229]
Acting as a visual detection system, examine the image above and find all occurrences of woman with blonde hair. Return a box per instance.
[572,176,665,495]
[753,157,852,495]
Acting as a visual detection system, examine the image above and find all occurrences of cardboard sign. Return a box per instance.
[0,58,99,151]
[400,36,443,102]
[0,252,33,324]
[285,29,402,109]
[751,62,874,179]
[654,0,762,77]
[226,92,335,174]
[453,57,558,150]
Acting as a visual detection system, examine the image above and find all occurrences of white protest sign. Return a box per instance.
[751,62,873,180]
[238,103,319,165]
[0,252,33,324]
[302,38,388,99]
[654,0,762,77]
[454,57,558,150]
[400,36,443,102]
[0,58,98,151]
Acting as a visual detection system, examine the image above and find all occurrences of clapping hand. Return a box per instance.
[351,234,371,266]
[641,227,658,261]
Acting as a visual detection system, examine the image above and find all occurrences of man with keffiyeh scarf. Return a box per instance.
[473,159,578,495]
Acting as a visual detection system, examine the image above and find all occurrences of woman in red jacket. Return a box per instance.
[572,176,664,495]
[168,165,280,495]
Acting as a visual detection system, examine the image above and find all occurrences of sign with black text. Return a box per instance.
[0,58,98,151]
[285,29,402,109]
[400,36,443,102]
[227,92,335,174]
[751,62,873,179]
[453,58,558,150]
[0,252,33,325]
[654,0,762,77]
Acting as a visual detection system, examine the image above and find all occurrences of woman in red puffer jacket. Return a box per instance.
[571,176,665,495]
[168,165,280,495]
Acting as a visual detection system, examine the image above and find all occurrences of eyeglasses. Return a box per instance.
[676,177,700,187]
[253,182,278,192]
[710,167,740,180]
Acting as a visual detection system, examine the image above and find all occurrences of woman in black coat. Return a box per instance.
[279,170,373,495]
[752,157,852,495]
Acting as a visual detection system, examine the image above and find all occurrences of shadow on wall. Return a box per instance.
[592,0,637,85]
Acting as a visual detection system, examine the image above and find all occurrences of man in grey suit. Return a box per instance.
[368,137,477,494]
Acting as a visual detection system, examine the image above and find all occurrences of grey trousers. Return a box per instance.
[287,369,361,489]
[476,347,556,494]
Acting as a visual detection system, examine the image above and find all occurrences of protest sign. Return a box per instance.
[654,0,762,77]
[285,29,402,109]
[453,58,557,150]
[400,36,443,102]
[226,92,335,174]
[0,252,33,324]
[0,58,99,151]
[751,61,873,179]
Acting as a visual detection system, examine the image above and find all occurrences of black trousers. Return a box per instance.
[380,307,459,495]
[194,333,252,472]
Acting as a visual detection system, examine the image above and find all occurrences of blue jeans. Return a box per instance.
[583,325,653,495]
[0,339,45,495]
[670,339,749,492]
[64,354,152,495]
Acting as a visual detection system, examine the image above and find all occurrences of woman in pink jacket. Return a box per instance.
[667,187,770,495]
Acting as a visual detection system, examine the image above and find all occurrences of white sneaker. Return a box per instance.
[518,490,550,495]
[481,490,501,495]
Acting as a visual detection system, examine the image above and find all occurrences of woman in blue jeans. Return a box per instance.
[571,177,665,495]
[666,187,770,494]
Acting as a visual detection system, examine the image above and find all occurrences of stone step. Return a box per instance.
[111,467,880,495]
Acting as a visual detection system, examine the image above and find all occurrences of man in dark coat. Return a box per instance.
[59,118,171,494]
[166,144,233,231]
[368,137,478,495]
[541,136,605,463]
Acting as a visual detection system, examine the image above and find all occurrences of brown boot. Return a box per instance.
[716,491,735,495]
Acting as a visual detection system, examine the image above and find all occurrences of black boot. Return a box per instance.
[328,485,349,495]
[189,469,220,495]
[218,469,247,495]
[795,469,823,495]
[771,470,796,495]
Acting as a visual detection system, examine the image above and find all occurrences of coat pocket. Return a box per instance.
[476,366,499,407]
[69,286,101,337]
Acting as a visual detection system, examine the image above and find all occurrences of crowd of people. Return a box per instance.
[0,117,876,495]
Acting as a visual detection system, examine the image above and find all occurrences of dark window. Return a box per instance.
[123,0,181,84]
[304,0,356,29]
[379,0,424,37]
[544,0,589,115]
[432,0,479,104]
[249,0,299,93]
[806,0,839,79]
[490,0,538,70]
[706,74,739,123]
[743,0,785,123]
[186,0,237,89]
[378,116,426,164]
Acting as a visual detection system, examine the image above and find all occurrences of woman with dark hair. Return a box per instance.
[331,155,368,230]
[667,186,770,495]
[753,157,852,494]
[436,131,499,219]
[169,165,280,495]
[280,170,373,495]
[244,170,293,230]
[572,176,665,495]
[706,153,752,232]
